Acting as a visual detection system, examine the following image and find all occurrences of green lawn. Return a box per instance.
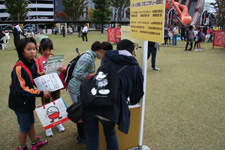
[0,32,224,150]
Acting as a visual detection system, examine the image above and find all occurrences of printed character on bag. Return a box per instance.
[36,97,69,130]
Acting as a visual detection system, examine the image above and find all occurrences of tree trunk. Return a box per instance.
[101,24,104,34]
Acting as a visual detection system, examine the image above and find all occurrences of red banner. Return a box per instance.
[213,30,225,48]
[108,28,121,43]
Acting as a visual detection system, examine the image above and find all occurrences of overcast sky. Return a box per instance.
[205,0,215,2]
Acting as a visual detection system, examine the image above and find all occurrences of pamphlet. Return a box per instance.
[34,73,64,92]
[45,55,64,74]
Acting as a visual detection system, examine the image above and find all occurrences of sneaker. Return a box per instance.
[199,49,202,51]
[56,124,65,132]
[194,49,199,51]
[17,144,29,150]
[31,136,48,150]
[45,128,53,137]
[152,67,160,71]
[76,136,87,144]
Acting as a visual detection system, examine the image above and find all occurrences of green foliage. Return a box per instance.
[110,0,130,21]
[210,0,225,28]
[4,0,29,21]
[92,0,112,33]
[62,0,89,20]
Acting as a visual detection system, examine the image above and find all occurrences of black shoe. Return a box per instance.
[188,49,192,51]
[76,136,87,144]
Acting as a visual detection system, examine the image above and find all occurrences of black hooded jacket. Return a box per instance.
[84,50,144,134]
[8,57,43,112]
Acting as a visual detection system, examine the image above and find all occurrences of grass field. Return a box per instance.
[0,32,224,150]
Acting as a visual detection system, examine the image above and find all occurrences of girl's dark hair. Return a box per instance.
[16,38,37,59]
[91,41,113,51]
[189,25,193,30]
[39,38,53,54]
[117,39,134,54]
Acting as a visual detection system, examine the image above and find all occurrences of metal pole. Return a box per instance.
[138,40,148,149]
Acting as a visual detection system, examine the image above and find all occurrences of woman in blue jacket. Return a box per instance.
[83,39,144,150]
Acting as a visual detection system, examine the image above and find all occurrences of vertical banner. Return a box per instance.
[130,0,165,43]
[213,30,225,48]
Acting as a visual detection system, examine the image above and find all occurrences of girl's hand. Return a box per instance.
[43,91,50,99]
[57,67,65,72]
[40,70,46,75]
[89,71,97,78]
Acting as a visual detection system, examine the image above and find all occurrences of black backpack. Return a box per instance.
[80,61,127,108]
[64,48,89,83]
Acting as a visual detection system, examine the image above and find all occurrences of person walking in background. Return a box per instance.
[35,38,66,137]
[194,27,203,51]
[54,26,58,35]
[173,25,179,45]
[181,25,186,41]
[202,25,207,42]
[207,26,214,43]
[9,38,49,150]
[11,24,20,49]
[69,26,73,38]
[193,26,198,50]
[82,24,88,42]
[77,24,81,38]
[185,25,194,51]
[83,39,144,150]
[67,41,113,144]
[168,28,173,45]
[148,41,160,71]
[62,26,65,37]
[164,26,169,45]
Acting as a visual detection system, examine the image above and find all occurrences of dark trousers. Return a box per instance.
[83,115,118,150]
[185,41,193,50]
[207,35,213,42]
[181,33,185,41]
[164,37,168,45]
[82,33,88,41]
[147,47,157,69]
[14,36,20,47]
[41,90,60,104]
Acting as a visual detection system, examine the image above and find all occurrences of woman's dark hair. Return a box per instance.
[39,38,53,54]
[91,41,113,51]
[117,39,134,54]
[16,38,37,59]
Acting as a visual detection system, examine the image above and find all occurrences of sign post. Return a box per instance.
[129,0,165,149]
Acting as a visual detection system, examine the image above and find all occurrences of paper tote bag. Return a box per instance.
[35,97,69,130]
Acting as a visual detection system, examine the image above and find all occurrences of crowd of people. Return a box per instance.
[162,24,220,52]
[8,36,144,150]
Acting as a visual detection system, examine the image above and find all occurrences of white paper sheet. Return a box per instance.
[34,73,64,92]
[45,55,64,74]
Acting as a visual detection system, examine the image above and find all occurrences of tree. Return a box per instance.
[55,11,70,20]
[87,9,94,21]
[4,0,29,21]
[92,0,112,33]
[62,0,89,20]
[110,0,130,22]
[210,0,225,29]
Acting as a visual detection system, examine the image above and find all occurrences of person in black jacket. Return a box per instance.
[8,38,50,150]
[148,41,160,71]
[11,24,20,49]
[83,39,144,150]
